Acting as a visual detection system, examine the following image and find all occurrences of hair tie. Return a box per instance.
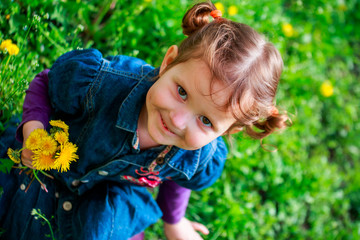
[210,9,222,19]
[271,106,279,116]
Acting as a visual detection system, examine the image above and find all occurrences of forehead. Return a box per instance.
[178,59,232,108]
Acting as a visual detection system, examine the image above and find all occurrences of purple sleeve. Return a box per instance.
[157,180,191,224]
[16,69,51,142]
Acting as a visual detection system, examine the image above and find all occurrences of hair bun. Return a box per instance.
[181,2,215,36]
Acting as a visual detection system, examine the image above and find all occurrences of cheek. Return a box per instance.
[184,132,212,150]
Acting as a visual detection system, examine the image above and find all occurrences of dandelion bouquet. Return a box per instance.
[6,120,78,192]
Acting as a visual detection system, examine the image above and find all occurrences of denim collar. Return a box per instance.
[116,68,160,133]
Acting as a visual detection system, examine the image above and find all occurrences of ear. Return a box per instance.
[223,126,243,136]
[159,45,178,75]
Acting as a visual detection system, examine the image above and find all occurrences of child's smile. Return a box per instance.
[139,47,238,150]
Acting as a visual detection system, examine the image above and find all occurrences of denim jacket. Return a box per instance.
[0,49,227,240]
[48,49,227,193]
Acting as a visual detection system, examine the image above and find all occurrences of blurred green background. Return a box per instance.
[1,0,359,239]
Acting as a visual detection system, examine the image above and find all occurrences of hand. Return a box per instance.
[21,120,44,169]
[164,217,209,240]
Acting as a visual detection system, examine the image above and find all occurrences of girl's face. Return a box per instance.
[144,46,238,150]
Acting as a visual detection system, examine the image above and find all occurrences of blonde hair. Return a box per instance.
[165,1,289,139]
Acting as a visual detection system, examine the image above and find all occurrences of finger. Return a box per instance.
[193,232,203,240]
[21,149,35,169]
[22,159,35,169]
[190,221,209,235]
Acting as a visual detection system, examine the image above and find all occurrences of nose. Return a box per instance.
[169,108,192,130]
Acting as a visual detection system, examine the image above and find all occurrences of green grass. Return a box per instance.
[1,0,359,239]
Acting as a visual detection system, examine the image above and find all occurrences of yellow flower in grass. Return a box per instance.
[40,136,57,155]
[7,43,19,56]
[49,120,69,133]
[32,153,56,171]
[25,129,48,151]
[54,142,78,172]
[7,44,20,55]
[214,2,225,14]
[7,148,21,163]
[0,39,12,50]
[54,131,69,144]
[0,39,19,55]
[228,5,238,16]
[282,23,294,37]
[320,81,334,97]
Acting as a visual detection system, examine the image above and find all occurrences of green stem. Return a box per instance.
[36,213,55,240]
[32,170,48,192]
[39,170,54,179]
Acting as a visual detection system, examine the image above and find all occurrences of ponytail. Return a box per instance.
[245,111,290,139]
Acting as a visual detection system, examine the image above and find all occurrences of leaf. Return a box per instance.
[0,158,15,174]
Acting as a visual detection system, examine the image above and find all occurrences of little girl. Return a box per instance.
[0,1,288,239]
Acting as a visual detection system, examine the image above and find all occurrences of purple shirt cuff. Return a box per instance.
[157,180,191,224]
[16,69,51,142]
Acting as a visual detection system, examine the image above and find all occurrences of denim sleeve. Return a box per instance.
[48,49,102,116]
[175,137,228,191]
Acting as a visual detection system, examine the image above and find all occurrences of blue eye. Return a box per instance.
[178,86,187,100]
[200,116,212,127]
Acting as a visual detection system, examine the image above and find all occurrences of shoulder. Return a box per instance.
[48,49,103,83]
[50,49,156,81]
[104,55,156,80]
[169,137,228,178]
[198,137,228,164]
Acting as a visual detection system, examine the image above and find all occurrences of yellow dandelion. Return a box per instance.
[54,131,69,144]
[7,43,19,56]
[7,148,21,163]
[25,129,48,151]
[214,2,225,14]
[0,39,12,51]
[35,128,49,138]
[39,136,58,155]
[32,153,56,171]
[6,14,10,20]
[228,5,238,16]
[282,23,294,37]
[320,81,334,97]
[54,142,78,172]
[26,133,42,151]
[49,120,69,133]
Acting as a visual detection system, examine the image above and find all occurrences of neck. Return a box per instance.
[137,103,161,150]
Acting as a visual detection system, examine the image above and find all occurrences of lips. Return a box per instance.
[161,115,175,134]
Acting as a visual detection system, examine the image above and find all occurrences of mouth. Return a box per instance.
[161,115,175,135]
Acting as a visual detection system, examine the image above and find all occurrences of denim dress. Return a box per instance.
[0,49,227,240]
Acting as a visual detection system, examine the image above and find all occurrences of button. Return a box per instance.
[55,192,60,198]
[20,184,26,191]
[98,170,109,176]
[156,157,165,165]
[72,179,80,187]
[63,201,72,211]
